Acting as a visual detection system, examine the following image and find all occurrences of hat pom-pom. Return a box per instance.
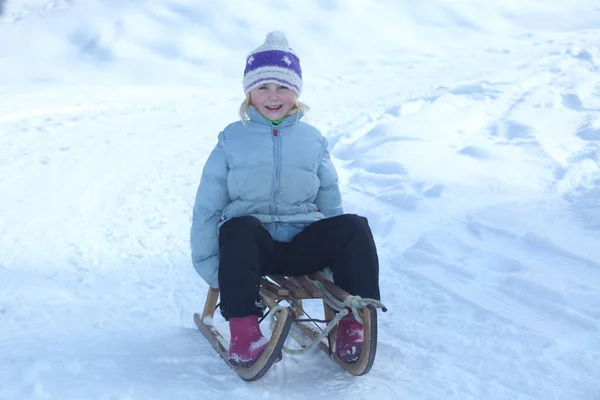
[264,31,289,47]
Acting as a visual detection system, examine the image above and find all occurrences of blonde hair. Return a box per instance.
[239,93,309,123]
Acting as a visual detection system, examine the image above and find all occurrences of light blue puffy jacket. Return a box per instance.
[190,106,344,288]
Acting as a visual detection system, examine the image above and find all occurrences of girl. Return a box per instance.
[190,31,381,367]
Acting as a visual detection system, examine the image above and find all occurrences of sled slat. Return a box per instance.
[259,285,281,300]
[268,275,310,299]
[289,275,322,298]
[308,273,351,302]
[260,277,290,297]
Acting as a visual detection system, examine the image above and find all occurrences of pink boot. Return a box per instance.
[228,315,279,367]
[335,315,364,363]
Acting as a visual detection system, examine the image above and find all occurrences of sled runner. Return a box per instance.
[193,286,294,381]
[194,272,387,381]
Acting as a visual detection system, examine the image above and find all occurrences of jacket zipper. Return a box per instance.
[271,127,281,216]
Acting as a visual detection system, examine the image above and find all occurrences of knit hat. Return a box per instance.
[243,31,303,97]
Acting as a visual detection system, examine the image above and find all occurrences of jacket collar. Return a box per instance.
[247,106,304,128]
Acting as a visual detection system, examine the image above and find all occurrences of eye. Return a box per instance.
[278,85,290,90]
[258,85,268,90]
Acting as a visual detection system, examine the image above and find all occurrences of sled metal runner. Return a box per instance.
[194,272,379,381]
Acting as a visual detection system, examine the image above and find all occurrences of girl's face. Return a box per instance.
[250,83,296,121]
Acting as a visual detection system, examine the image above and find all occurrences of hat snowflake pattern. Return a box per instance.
[243,31,303,97]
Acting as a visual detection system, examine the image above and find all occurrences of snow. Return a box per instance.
[1,1,600,399]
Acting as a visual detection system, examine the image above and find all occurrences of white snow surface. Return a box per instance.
[2,1,600,399]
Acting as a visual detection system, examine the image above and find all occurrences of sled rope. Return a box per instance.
[310,280,388,324]
[267,280,387,355]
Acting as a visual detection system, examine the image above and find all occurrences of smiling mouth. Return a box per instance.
[265,105,282,111]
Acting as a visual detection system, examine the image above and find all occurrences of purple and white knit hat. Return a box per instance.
[243,31,303,97]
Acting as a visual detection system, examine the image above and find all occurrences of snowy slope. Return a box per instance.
[1,1,600,399]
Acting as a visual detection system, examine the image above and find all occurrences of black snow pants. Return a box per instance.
[217,213,380,320]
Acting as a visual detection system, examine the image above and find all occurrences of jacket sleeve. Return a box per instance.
[315,138,344,217]
[190,133,230,288]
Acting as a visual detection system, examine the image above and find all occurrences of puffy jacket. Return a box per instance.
[190,106,343,288]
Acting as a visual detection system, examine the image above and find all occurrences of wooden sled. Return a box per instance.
[194,272,380,381]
